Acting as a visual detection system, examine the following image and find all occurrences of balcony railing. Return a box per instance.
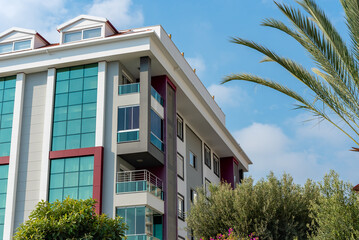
[150,132,164,151]
[127,235,160,240]
[117,129,139,143]
[151,87,164,106]
[119,83,140,95]
[116,170,163,200]
[178,209,185,220]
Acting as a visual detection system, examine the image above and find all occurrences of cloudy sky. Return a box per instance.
[1,0,358,185]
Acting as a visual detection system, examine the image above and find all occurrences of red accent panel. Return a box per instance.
[233,157,239,166]
[0,156,9,165]
[220,157,236,189]
[49,147,104,214]
[165,76,176,91]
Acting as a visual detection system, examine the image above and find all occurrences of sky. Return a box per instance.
[1,0,358,185]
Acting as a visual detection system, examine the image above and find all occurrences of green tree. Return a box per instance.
[14,197,127,240]
[223,0,359,148]
[186,173,320,239]
[309,170,359,240]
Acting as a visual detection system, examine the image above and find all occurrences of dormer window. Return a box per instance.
[0,39,31,54]
[63,27,102,43]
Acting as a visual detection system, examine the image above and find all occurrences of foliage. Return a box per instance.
[201,229,259,240]
[14,197,127,240]
[223,0,359,147]
[309,170,359,239]
[187,173,320,239]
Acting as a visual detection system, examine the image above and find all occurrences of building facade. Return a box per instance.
[0,15,252,240]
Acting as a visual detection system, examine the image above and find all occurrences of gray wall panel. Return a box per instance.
[14,71,47,231]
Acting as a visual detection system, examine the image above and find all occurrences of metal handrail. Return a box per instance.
[117,170,163,189]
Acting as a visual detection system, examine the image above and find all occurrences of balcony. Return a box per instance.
[117,129,139,143]
[151,87,163,106]
[150,133,164,152]
[119,82,140,95]
[116,170,163,200]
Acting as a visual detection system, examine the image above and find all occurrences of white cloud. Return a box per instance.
[0,0,144,43]
[235,120,359,185]
[87,0,143,29]
[186,55,206,77]
[208,84,247,107]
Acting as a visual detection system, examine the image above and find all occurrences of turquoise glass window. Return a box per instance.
[52,64,98,151]
[116,206,146,236]
[48,156,94,203]
[0,165,9,240]
[0,76,16,157]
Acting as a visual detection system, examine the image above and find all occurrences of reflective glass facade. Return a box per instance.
[117,106,139,142]
[0,165,9,240]
[0,76,16,157]
[48,156,94,202]
[150,110,163,151]
[52,64,98,151]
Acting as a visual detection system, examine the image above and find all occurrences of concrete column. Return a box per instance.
[39,68,56,201]
[96,61,107,147]
[139,56,151,147]
[4,73,25,239]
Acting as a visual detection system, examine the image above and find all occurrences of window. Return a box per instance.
[178,194,185,220]
[189,151,196,169]
[0,165,9,237]
[48,156,94,202]
[63,27,102,43]
[0,39,31,54]
[205,178,211,197]
[177,153,184,180]
[177,115,183,141]
[190,189,197,203]
[213,154,220,177]
[0,76,16,157]
[117,106,139,142]
[52,64,98,151]
[204,144,211,169]
[239,169,244,183]
[116,206,153,237]
[150,110,164,151]
[178,237,185,240]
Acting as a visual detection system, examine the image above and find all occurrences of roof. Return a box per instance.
[354,184,359,192]
[0,27,36,39]
[56,15,118,34]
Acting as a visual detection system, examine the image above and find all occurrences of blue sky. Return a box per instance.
[1,0,358,185]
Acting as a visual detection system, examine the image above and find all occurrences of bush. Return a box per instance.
[14,197,127,239]
[187,173,319,239]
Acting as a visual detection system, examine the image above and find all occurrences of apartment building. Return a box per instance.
[0,15,252,240]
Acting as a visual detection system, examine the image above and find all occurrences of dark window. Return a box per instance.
[178,237,185,240]
[205,178,211,197]
[213,154,220,177]
[239,169,244,183]
[150,110,164,151]
[117,106,139,131]
[177,115,183,141]
[189,151,196,169]
[178,194,185,220]
[177,153,184,180]
[190,189,197,203]
[204,144,211,169]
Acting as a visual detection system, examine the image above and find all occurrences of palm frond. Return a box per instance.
[340,0,359,62]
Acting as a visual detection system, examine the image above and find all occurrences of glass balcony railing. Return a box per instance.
[117,130,139,143]
[150,132,164,152]
[116,170,163,200]
[126,235,160,240]
[119,83,140,95]
[151,87,164,106]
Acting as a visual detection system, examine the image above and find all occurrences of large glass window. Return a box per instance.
[150,110,163,151]
[204,144,211,169]
[48,156,94,202]
[117,106,139,142]
[177,115,183,141]
[0,76,16,157]
[177,153,184,180]
[116,206,153,238]
[0,165,8,239]
[213,154,220,177]
[52,64,98,151]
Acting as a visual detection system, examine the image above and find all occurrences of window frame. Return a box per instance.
[190,188,197,203]
[177,114,183,141]
[177,152,184,180]
[204,143,211,169]
[213,153,220,177]
[63,27,103,44]
[189,151,196,169]
[177,193,185,221]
